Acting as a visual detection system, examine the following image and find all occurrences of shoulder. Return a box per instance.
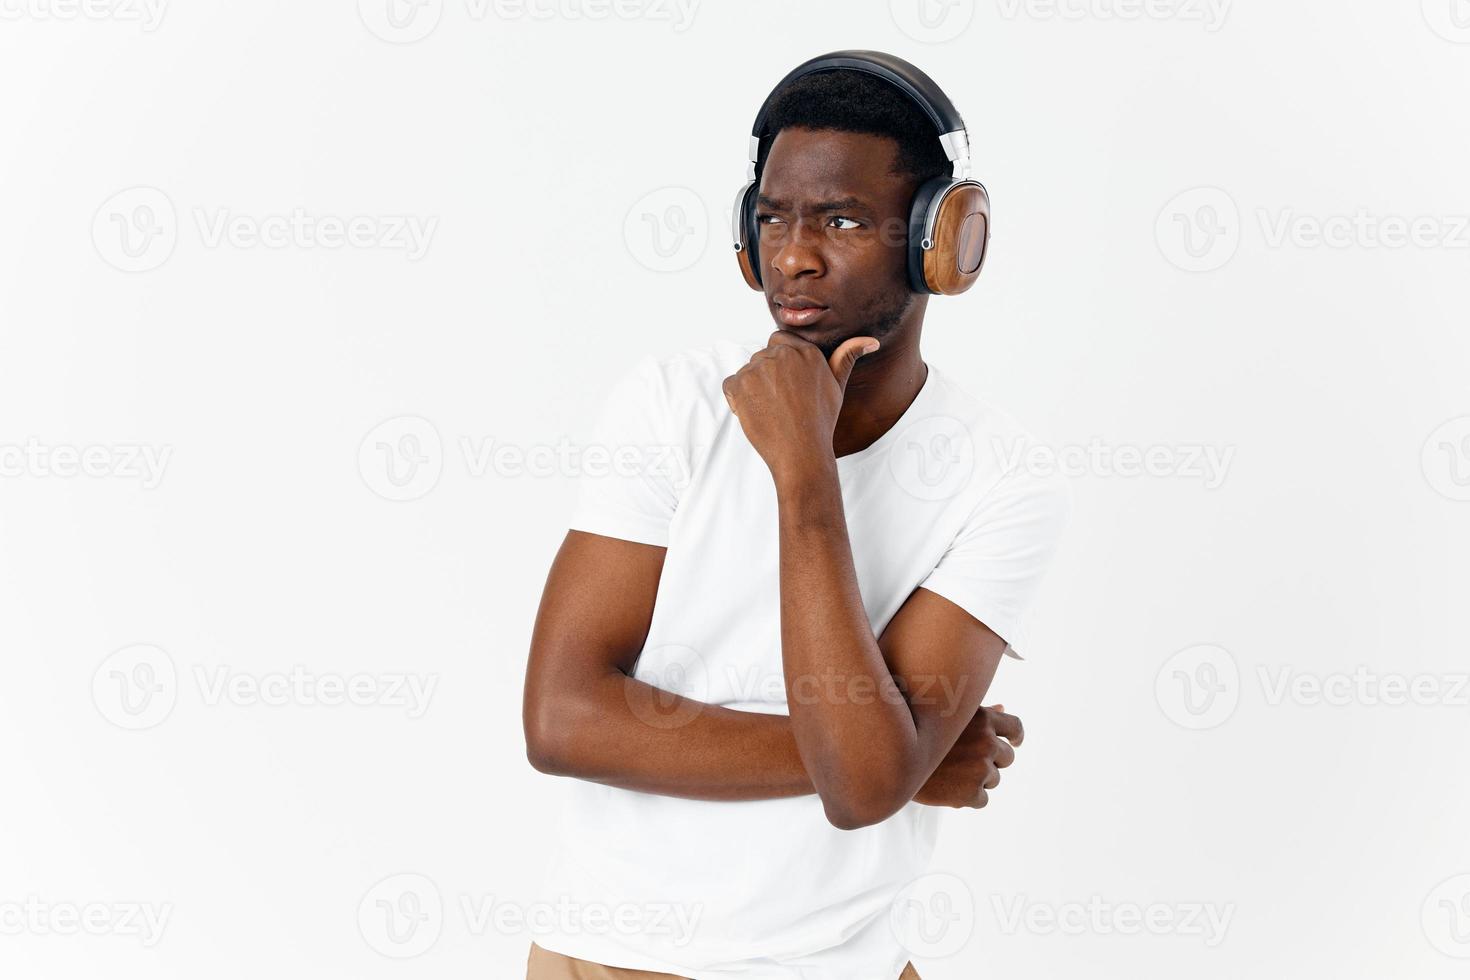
[614,338,756,422]
[595,339,753,450]
[636,337,759,400]
[924,364,1073,521]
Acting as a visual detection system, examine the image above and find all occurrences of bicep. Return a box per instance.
[523,530,665,737]
[877,586,1009,766]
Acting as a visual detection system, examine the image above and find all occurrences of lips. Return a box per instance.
[773,295,830,328]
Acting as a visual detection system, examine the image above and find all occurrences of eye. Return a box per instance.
[755,213,783,225]
[829,217,862,230]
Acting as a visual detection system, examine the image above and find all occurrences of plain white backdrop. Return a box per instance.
[2,1,1468,977]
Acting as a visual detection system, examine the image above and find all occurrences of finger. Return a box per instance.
[767,329,811,349]
[828,336,879,390]
[973,788,989,809]
[988,709,1024,748]
[993,739,1016,769]
[983,765,1001,790]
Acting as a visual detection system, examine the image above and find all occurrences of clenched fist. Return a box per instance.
[913,704,1024,810]
[722,330,879,483]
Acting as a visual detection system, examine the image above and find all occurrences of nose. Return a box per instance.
[766,218,826,281]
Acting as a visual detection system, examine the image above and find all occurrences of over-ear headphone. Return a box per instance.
[731,50,991,296]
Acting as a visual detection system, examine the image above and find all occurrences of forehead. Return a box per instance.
[758,127,912,208]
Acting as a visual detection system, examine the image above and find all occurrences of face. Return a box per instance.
[754,127,922,358]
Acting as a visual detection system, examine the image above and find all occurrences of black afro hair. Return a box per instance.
[754,69,953,189]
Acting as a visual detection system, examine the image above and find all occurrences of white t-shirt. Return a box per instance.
[533,338,1070,980]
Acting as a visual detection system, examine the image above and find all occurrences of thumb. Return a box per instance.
[828,336,880,390]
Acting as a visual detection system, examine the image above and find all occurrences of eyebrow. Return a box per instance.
[755,195,870,213]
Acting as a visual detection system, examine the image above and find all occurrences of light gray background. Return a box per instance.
[2,1,1468,977]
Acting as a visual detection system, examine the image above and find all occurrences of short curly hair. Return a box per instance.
[754,68,952,188]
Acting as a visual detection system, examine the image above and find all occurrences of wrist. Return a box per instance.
[773,454,841,514]
[772,449,837,487]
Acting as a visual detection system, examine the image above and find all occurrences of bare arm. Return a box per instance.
[721,331,1018,829]
[522,530,1019,807]
[778,467,1010,828]
[522,529,814,801]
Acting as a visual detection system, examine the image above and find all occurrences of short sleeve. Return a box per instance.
[567,355,684,548]
[918,463,1072,659]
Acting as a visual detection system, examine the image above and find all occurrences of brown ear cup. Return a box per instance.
[735,182,765,290]
[921,182,990,295]
[736,239,763,291]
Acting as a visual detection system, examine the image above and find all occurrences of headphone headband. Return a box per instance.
[744,49,971,180]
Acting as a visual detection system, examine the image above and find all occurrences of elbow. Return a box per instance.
[524,726,563,776]
[817,777,910,831]
[524,698,575,776]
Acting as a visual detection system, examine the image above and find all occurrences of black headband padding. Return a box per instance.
[749,50,966,144]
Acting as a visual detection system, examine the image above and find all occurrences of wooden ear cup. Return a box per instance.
[734,182,764,290]
[921,181,990,295]
[736,240,762,291]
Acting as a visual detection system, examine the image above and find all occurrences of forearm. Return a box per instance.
[774,460,923,826]
[527,666,816,801]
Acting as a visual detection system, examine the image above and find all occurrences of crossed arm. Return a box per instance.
[522,526,1019,828]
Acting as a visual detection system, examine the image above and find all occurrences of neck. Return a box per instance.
[833,327,927,459]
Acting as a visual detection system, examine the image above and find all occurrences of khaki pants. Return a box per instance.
[526,942,922,979]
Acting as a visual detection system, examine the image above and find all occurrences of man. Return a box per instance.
[522,55,1070,980]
